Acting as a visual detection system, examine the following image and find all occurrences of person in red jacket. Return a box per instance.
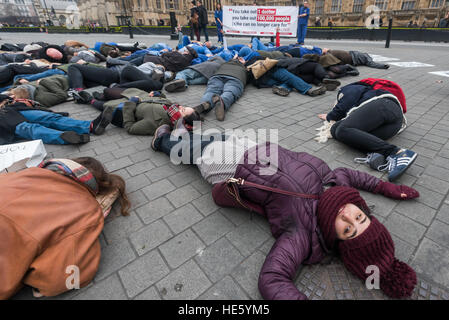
[151,125,419,299]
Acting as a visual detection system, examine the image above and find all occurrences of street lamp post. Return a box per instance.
[169,0,178,40]
[121,0,133,38]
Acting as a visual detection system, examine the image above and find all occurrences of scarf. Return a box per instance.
[38,158,99,195]
[163,104,193,131]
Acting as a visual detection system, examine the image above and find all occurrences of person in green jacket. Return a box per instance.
[96,88,203,136]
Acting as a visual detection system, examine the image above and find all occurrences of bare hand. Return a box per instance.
[148,91,155,97]
[318,114,327,120]
[76,59,86,64]
[19,79,29,84]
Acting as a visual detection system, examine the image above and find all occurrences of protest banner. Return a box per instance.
[222,6,298,37]
[0,140,47,173]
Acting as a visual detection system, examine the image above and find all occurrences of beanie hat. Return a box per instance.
[317,186,370,250]
[338,216,417,298]
[46,48,63,60]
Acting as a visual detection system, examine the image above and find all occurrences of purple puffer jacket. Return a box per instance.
[231,143,381,300]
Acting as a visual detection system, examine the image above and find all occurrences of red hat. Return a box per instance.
[317,186,370,250]
[339,216,417,298]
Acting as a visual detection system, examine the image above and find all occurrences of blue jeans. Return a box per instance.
[13,69,65,84]
[217,25,223,43]
[261,67,312,94]
[297,24,308,44]
[251,38,275,51]
[175,69,207,86]
[15,110,91,145]
[199,24,209,41]
[201,75,244,110]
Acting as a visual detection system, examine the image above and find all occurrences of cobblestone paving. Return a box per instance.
[5,33,449,300]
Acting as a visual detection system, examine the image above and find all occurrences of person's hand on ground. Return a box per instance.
[148,91,155,97]
[76,59,86,64]
[374,181,420,200]
[318,113,327,120]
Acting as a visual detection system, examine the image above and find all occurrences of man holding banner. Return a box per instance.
[297,1,310,44]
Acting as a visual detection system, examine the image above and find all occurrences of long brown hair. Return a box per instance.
[72,157,131,216]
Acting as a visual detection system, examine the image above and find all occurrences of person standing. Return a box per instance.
[197,0,209,42]
[190,1,200,41]
[438,12,449,28]
[215,3,224,44]
[297,1,310,44]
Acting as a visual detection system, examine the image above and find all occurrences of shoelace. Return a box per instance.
[377,156,395,172]
[354,153,376,164]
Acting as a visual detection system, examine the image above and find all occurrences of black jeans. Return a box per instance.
[294,61,328,85]
[67,64,119,89]
[155,131,226,164]
[0,64,48,87]
[331,97,403,157]
[119,65,163,91]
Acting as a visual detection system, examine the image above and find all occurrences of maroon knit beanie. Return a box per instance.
[316,186,370,250]
[339,216,417,298]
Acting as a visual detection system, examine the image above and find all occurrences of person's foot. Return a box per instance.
[383,64,390,69]
[60,131,90,144]
[73,90,93,104]
[164,71,175,82]
[321,79,341,91]
[272,85,290,97]
[306,86,327,97]
[354,153,387,171]
[345,64,360,76]
[164,79,186,92]
[379,149,418,182]
[91,107,114,135]
[213,95,225,121]
[194,101,211,113]
[151,124,172,151]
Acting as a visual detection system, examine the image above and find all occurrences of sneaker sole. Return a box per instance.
[214,99,225,121]
[60,131,90,144]
[388,153,418,182]
[94,108,114,135]
[165,80,185,92]
[272,87,289,96]
[151,125,170,151]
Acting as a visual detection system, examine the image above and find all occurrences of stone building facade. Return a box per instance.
[75,0,449,27]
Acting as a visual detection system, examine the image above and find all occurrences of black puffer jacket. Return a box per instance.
[143,47,198,72]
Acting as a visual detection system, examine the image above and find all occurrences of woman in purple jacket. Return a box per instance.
[151,125,419,300]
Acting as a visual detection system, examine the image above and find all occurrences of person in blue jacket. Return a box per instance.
[297,1,310,45]
[214,3,224,44]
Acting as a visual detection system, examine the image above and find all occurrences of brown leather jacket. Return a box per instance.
[0,168,104,299]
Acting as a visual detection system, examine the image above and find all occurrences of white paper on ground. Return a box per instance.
[0,140,47,173]
[369,54,400,62]
[429,71,449,78]
[389,61,435,68]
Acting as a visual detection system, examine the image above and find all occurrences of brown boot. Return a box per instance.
[213,95,225,121]
[194,101,211,113]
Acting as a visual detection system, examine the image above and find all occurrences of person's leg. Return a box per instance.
[220,78,244,110]
[330,99,403,157]
[103,87,126,100]
[271,67,312,94]
[251,37,268,51]
[302,24,308,43]
[119,64,149,83]
[68,64,119,89]
[201,76,225,106]
[118,79,163,91]
[203,24,209,42]
[20,110,91,135]
[15,122,69,145]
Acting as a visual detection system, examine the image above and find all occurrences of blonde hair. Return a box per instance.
[11,87,30,99]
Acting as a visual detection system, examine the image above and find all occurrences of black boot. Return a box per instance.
[321,79,341,91]
[91,107,114,135]
[194,101,211,113]
[306,86,327,97]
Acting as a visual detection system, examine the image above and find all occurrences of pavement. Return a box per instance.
[5,33,449,300]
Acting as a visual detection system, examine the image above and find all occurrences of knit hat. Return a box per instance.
[317,186,370,250]
[339,216,417,298]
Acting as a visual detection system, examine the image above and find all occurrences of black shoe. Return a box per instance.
[194,101,211,114]
[91,108,114,135]
[164,79,186,92]
[213,95,225,121]
[272,85,290,96]
[345,64,360,76]
[74,90,93,104]
[306,86,327,97]
[151,124,172,151]
[321,79,341,91]
[60,131,90,144]
[92,91,104,101]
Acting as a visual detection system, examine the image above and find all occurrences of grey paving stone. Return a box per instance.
[413,184,445,210]
[219,207,252,226]
[103,213,143,243]
[126,160,155,176]
[165,185,202,208]
[412,238,449,289]
[391,235,416,263]
[95,240,136,281]
[156,260,212,300]
[384,212,426,246]
[72,274,127,300]
[436,204,449,225]
[129,219,173,256]
[424,164,449,182]
[118,250,170,298]
[159,229,205,269]
[395,200,437,226]
[425,220,449,250]
[133,286,161,300]
[199,276,250,300]
[415,174,449,195]
[163,203,203,234]
[226,222,271,256]
[192,193,219,216]
[136,197,175,224]
[141,179,176,201]
[232,251,266,300]
[145,164,177,182]
[125,173,151,193]
[195,237,244,283]
[168,169,201,188]
[104,156,134,173]
[193,212,235,245]
[127,189,149,209]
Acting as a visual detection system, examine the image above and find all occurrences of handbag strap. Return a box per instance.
[226,177,319,200]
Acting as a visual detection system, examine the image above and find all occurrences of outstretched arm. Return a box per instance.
[259,229,311,300]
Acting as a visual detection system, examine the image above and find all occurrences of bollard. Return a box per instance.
[385,18,393,48]
[127,19,134,39]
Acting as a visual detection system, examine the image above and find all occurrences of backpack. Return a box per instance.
[358,78,407,113]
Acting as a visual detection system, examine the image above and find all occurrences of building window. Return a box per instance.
[331,0,342,13]
[145,0,148,8]
[156,0,161,8]
[401,1,415,10]
[315,0,324,14]
[429,0,443,7]
[374,0,388,10]
[164,0,179,10]
[352,0,364,12]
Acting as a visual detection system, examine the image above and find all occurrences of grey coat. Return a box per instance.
[187,56,226,79]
